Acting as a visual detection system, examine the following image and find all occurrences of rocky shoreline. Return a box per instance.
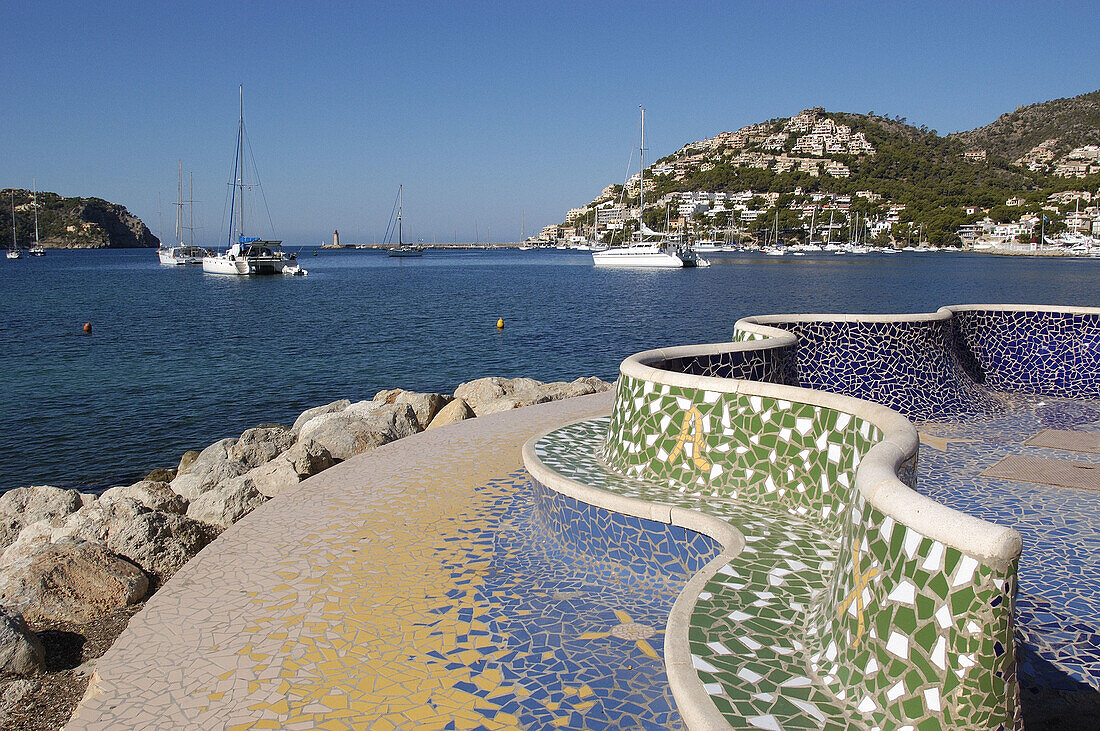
[0,375,612,730]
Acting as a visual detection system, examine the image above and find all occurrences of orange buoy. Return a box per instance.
[83,322,92,334]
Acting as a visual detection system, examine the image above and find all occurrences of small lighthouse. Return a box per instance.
[333,229,340,248]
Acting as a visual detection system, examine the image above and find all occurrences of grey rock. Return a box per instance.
[373,389,452,430]
[176,450,201,475]
[454,376,613,416]
[0,539,148,624]
[303,403,419,462]
[229,426,295,470]
[186,477,268,529]
[425,398,477,430]
[0,607,44,676]
[100,481,187,514]
[106,511,219,586]
[143,467,176,483]
[0,677,38,717]
[53,498,147,546]
[0,486,83,552]
[169,438,245,501]
[245,439,335,499]
[291,399,350,434]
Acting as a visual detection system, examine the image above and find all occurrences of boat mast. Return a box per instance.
[32,180,39,245]
[189,171,195,247]
[176,159,183,246]
[638,106,645,241]
[10,191,15,250]
[397,185,403,246]
[237,86,245,242]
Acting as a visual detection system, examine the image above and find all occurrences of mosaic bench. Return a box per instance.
[523,308,1063,729]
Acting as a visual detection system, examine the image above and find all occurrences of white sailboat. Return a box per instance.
[388,185,423,257]
[159,162,212,265]
[204,86,299,276]
[6,191,22,259]
[593,107,708,268]
[28,181,45,255]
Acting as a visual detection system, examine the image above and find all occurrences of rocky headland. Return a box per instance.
[0,189,158,250]
[0,374,612,729]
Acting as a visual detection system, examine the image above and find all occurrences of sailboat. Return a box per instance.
[204,86,300,275]
[592,107,708,268]
[28,181,45,255]
[6,191,22,259]
[159,162,212,265]
[388,185,423,257]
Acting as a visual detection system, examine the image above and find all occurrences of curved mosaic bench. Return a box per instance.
[519,306,1094,729]
[734,305,1100,420]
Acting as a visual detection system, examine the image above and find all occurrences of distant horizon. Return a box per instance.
[2,1,1098,242]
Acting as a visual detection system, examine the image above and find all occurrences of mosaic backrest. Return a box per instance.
[949,306,1100,399]
[601,334,1022,728]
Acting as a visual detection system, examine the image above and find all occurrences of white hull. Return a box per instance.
[158,247,208,265]
[202,250,284,275]
[592,243,709,268]
[6,250,22,260]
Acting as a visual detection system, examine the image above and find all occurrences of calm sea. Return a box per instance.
[1,247,1097,492]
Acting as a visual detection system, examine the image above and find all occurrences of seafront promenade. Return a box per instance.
[68,305,1099,729]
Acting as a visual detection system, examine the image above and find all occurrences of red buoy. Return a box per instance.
[83,322,92,334]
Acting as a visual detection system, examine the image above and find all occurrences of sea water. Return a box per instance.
[1,247,1097,491]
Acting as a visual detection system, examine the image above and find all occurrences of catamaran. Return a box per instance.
[204,86,303,276]
[592,107,708,268]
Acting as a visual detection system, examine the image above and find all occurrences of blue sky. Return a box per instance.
[2,1,1097,244]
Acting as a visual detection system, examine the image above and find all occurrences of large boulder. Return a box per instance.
[52,497,147,546]
[176,450,201,475]
[100,481,187,514]
[186,477,268,529]
[244,439,334,498]
[425,398,476,430]
[302,403,420,462]
[106,512,219,586]
[291,399,351,434]
[454,376,613,416]
[0,539,148,624]
[0,486,83,551]
[229,426,295,470]
[169,438,245,501]
[373,389,452,430]
[0,607,44,676]
[454,377,544,414]
[143,467,176,483]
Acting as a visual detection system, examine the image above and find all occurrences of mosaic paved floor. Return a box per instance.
[69,394,707,730]
[916,392,1100,704]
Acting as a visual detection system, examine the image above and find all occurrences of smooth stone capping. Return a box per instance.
[0,607,45,676]
[0,539,148,623]
[425,398,476,430]
[0,485,84,551]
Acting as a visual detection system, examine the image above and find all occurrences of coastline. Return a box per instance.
[0,374,612,730]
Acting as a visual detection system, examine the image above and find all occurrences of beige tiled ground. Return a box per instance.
[67,393,613,731]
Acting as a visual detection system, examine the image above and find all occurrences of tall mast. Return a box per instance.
[189,171,195,247]
[638,106,646,238]
[397,185,403,246]
[32,179,38,244]
[10,192,15,250]
[176,159,183,245]
[237,85,245,241]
